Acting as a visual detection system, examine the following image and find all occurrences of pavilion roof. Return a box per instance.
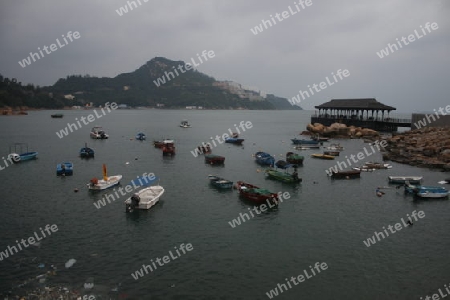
[315,98,396,111]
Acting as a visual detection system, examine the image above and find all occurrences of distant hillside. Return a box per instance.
[266,94,302,110]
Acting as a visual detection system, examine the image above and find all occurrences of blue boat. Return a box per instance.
[80,143,95,158]
[224,137,244,144]
[275,160,295,169]
[404,182,449,199]
[136,132,146,141]
[291,138,320,145]
[208,175,233,189]
[56,162,73,176]
[8,143,38,163]
[255,151,275,166]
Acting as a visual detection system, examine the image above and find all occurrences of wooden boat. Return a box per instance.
[205,154,225,165]
[180,120,191,128]
[254,151,275,166]
[208,175,233,189]
[125,177,164,212]
[325,143,344,151]
[235,181,279,205]
[329,169,361,179]
[8,143,38,163]
[291,138,320,145]
[286,152,304,165]
[80,143,95,158]
[90,126,109,139]
[87,164,122,190]
[311,153,335,160]
[275,160,294,169]
[56,162,73,176]
[323,151,339,156]
[162,140,175,156]
[404,182,449,198]
[352,166,375,172]
[225,137,245,144]
[365,162,392,169]
[265,169,302,183]
[154,139,174,148]
[51,114,64,118]
[135,132,146,141]
[388,176,423,184]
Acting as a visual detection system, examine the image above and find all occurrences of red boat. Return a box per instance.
[235,181,279,205]
[205,154,225,165]
[162,140,175,156]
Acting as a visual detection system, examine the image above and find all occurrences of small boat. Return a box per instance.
[404,182,449,198]
[205,154,225,165]
[208,175,233,189]
[323,151,339,156]
[286,152,304,165]
[294,145,321,150]
[161,140,175,156]
[135,132,146,141]
[90,126,109,139]
[153,139,173,148]
[8,143,38,163]
[365,162,392,169]
[51,114,64,118]
[56,162,73,176]
[225,137,245,144]
[325,144,344,151]
[388,176,423,184]
[180,120,191,128]
[311,153,335,160]
[352,166,375,172]
[254,151,275,166]
[265,169,302,183]
[125,177,164,212]
[329,169,361,179]
[275,160,294,169]
[311,136,329,142]
[80,143,94,158]
[235,181,279,205]
[88,164,122,190]
[291,138,320,145]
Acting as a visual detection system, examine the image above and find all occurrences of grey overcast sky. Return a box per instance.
[0,0,448,112]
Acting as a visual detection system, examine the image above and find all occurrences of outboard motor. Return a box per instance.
[126,194,140,213]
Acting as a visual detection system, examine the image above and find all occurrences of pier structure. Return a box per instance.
[311,98,411,132]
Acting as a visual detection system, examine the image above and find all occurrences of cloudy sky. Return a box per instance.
[0,0,448,112]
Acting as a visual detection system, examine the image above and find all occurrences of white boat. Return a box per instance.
[88,164,122,190]
[388,176,423,184]
[90,126,109,139]
[352,167,375,172]
[180,120,191,128]
[325,143,344,151]
[125,185,165,212]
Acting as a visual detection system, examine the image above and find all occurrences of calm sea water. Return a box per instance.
[0,109,449,299]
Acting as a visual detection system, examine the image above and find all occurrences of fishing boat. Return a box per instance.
[311,153,335,160]
[162,140,175,156]
[208,175,233,189]
[87,164,122,190]
[294,145,321,150]
[153,139,173,148]
[235,181,279,205]
[291,138,320,145]
[80,143,95,158]
[180,120,191,128]
[135,132,146,141]
[323,151,339,156]
[224,137,245,144]
[352,166,375,172]
[325,144,344,151]
[265,169,302,183]
[365,162,392,169]
[329,169,361,179]
[8,143,38,163]
[51,114,64,118]
[254,151,275,166]
[205,154,225,165]
[124,176,164,212]
[388,176,423,184]
[56,162,73,176]
[286,152,304,165]
[311,135,329,142]
[404,182,449,198]
[275,160,293,169]
[90,126,109,139]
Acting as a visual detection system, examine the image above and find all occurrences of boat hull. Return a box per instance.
[56,162,73,176]
[19,152,38,161]
[291,139,320,145]
[266,170,302,183]
[330,170,361,179]
[255,152,275,166]
[88,175,122,190]
[286,152,304,164]
[388,176,423,184]
[125,185,165,210]
[205,155,225,165]
[311,154,335,160]
[235,181,279,205]
[224,138,244,144]
[208,175,233,189]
